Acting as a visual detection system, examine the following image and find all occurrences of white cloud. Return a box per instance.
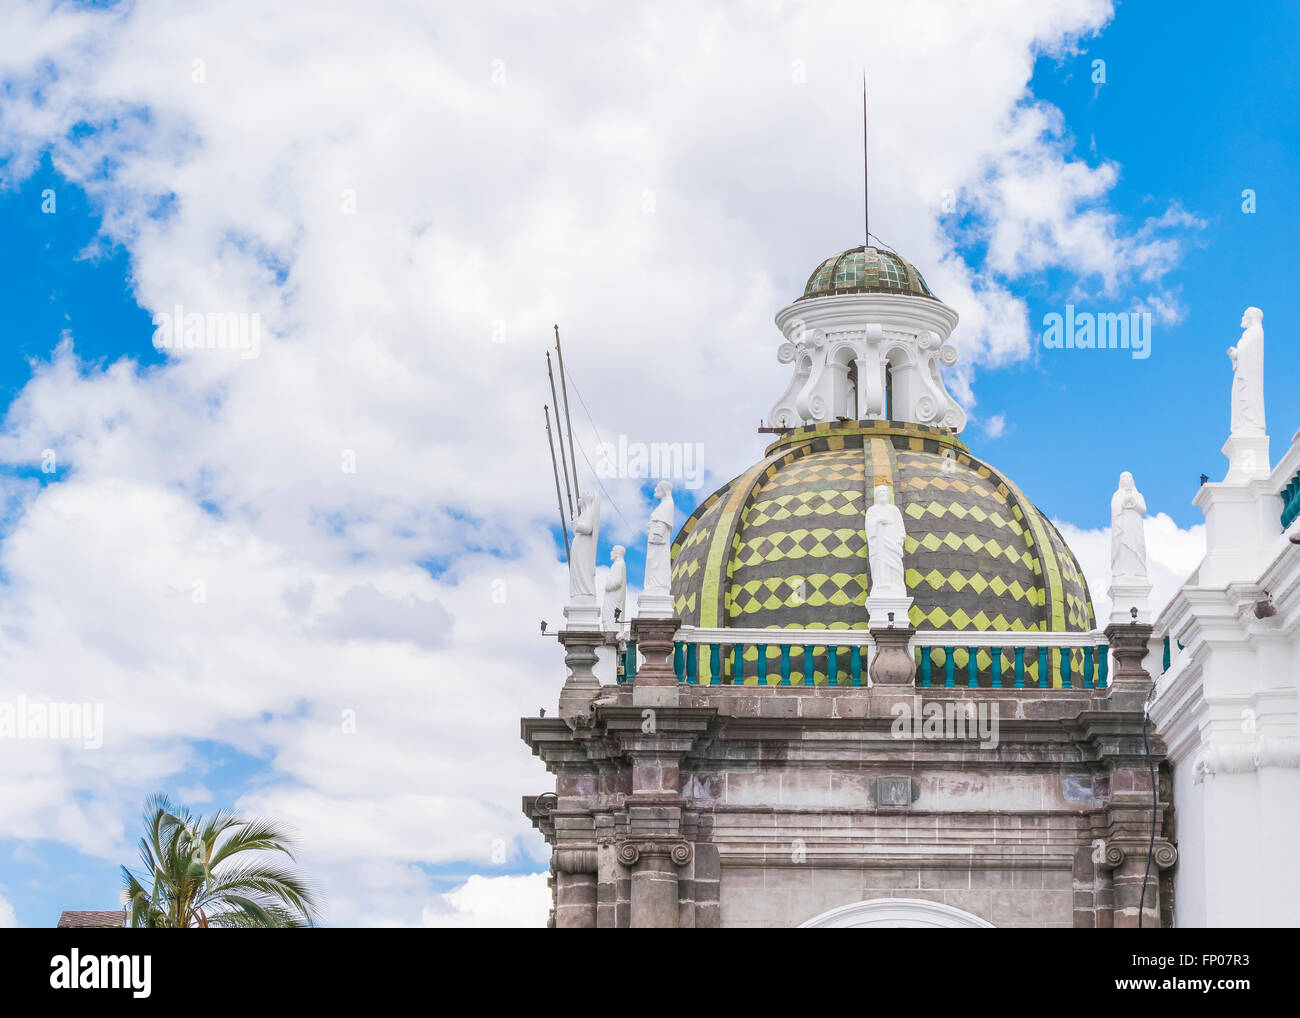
[0,893,16,928]
[0,0,1206,924]
[983,413,1008,439]
[423,873,549,929]
[174,784,213,805]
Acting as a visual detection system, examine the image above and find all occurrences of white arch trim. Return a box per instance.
[799,897,995,928]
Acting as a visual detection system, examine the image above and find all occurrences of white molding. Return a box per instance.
[775,293,960,337]
[1193,737,1300,783]
[913,630,1107,648]
[798,896,995,929]
[676,625,877,647]
[1267,428,1300,490]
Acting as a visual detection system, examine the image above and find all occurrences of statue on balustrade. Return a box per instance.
[601,545,626,629]
[865,484,906,599]
[1110,471,1148,581]
[568,490,601,603]
[1228,306,1265,436]
[642,481,675,598]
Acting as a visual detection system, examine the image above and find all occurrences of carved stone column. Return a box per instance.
[619,840,693,928]
[631,615,681,707]
[869,625,916,685]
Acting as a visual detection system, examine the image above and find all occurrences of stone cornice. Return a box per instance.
[1159,584,1272,651]
[1193,475,1278,510]
[523,705,722,773]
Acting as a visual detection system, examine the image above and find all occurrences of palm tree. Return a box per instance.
[121,794,322,928]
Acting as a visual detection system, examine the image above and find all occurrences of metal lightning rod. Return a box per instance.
[546,351,575,520]
[553,324,581,498]
[863,71,869,247]
[544,405,572,563]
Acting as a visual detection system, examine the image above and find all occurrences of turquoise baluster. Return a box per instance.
[967,646,978,688]
[686,643,698,684]
[850,645,862,687]
[1013,646,1025,688]
[1038,646,1049,688]
[709,643,721,685]
[1060,646,1072,690]
[780,644,792,686]
[732,642,744,685]
[920,647,931,688]
[623,639,638,683]
[991,648,1002,689]
[827,645,839,686]
[1162,635,1171,673]
[756,644,768,685]
[673,642,685,683]
[943,648,955,688]
[1097,645,1109,688]
[1083,645,1094,689]
[803,644,815,686]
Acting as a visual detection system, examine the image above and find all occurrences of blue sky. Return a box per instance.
[0,0,1295,927]
[972,1,1299,531]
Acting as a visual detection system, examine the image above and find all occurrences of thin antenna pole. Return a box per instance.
[546,351,575,519]
[545,405,571,563]
[554,324,581,497]
[863,71,869,247]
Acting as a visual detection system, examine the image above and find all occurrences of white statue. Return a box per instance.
[865,484,906,598]
[1228,307,1265,436]
[1110,471,1148,580]
[601,545,626,629]
[567,490,601,602]
[642,480,675,598]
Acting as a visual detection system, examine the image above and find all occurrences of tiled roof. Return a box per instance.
[56,910,127,929]
[801,245,938,301]
[670,420,1096,675]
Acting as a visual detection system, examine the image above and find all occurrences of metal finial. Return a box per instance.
[863,72,869,247]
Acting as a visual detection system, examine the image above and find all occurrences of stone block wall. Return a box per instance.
[522,625,1173,928]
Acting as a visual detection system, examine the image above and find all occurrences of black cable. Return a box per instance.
[1138,704,1158,928]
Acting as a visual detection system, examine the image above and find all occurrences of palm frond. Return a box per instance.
[120,793,324,928]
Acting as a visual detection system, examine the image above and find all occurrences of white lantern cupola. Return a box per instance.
[768,245,967,434]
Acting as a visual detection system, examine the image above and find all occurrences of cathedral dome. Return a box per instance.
[801,245,938,302]
[670,419,1094,635]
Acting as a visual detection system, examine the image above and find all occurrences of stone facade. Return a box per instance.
[521,620,1174,929]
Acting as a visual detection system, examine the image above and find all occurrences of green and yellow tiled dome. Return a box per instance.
[801,246,938,302]
[670,420,1094,635]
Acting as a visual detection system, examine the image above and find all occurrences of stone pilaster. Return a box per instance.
[1096,834,1176,929]
[618,840,693,928]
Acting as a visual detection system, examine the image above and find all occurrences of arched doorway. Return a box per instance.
[798,897,995,928]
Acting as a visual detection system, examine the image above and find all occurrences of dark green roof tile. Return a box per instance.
[800,246,937,302]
